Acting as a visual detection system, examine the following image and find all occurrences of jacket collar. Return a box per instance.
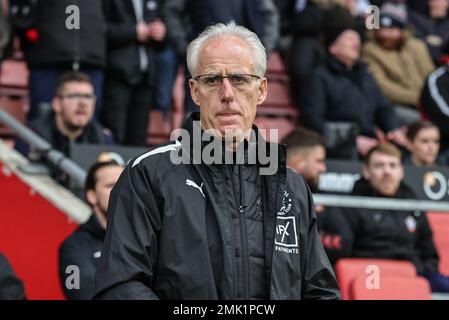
[178,112,287,172]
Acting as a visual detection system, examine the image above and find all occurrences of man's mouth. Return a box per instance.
[217,113,240,124]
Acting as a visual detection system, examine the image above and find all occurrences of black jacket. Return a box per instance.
[95,113,340,299]
[10,0,106,68]
[103,0,164,85]
[0,253,26,300]
[59,214,105,300]
[162,0,279,57]
[300,55,401,137]
[29,112,114,157]
[316,206,353,266]
[343,179,439,275]
[421,65,449,150]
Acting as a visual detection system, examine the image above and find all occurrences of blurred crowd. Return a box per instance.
[0,0,447,166]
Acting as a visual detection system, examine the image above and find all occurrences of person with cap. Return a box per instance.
[362,1,435,124]
[300,4,406,158]
[58,153,124,300]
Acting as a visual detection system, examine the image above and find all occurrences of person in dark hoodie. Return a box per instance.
[344,142,449,292]
[300,5,407,158]
[282,127,353,265]
[58,155,124,300]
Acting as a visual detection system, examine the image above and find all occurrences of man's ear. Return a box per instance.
[52,97,61,114]
[362,165,370,180]
[288,153,305,173]
[86,189,97,207]
[256,77,268,105]
[188,79,201,107]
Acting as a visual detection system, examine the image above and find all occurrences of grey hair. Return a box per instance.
[186,22,267,78]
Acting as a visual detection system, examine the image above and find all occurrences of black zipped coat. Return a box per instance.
[95,113,340,299]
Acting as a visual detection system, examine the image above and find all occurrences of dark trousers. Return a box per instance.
[152,46,179,116]
[421,272,449,293]
[102,73,151,146]
[28,67,104,122]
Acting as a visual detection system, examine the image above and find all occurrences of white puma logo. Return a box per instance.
[186,179,205,198]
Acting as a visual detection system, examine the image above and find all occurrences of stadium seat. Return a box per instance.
[335,258,418,300]
[427,212,449,276]
[351,275,431,300]
[258,52,299,120]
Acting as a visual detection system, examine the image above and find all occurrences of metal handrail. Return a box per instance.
[0,109,86,187]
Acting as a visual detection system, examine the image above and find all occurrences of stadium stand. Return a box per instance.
[335,258,418,300]
[351,276,432,300]
[0,139,89,299]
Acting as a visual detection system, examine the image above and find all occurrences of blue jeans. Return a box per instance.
[28,67,104,122]
[421,272,449,293]
[152,46,179,116]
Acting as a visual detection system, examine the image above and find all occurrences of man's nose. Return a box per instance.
[219,77,234,103]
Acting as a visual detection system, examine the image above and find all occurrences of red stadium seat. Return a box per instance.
[335,258,417,300]
[427,212,449,276]
[351,276,431,300]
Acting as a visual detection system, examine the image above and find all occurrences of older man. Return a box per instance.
[95,22,339,300]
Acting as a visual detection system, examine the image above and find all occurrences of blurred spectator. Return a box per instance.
[420,40,449,154]
[404,121,447,167]
[300,6,405,158]
[409,0,449,64]
[344,143,449,293]
[288,0,325,101]
[0,253,26,300]
[362,2,435,124]
[59,156,124,300]
[16,72,114,185]
[162,0,280,117]
[9,0,106,122]
[282,127,353,265]
[102,0,167,146]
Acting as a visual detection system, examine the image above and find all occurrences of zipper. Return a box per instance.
[237,165,249,299]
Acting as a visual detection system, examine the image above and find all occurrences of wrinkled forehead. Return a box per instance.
[198,35,256,71]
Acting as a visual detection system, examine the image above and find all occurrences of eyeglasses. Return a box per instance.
[59,93,96,102]
[194,73,261,90]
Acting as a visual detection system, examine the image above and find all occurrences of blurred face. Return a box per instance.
[329,30,361,68]
[289,146,327,189]
[409,127,440,166]
[363,152,404,196]
[87,165,123,217]
[429,0,449,19]
[377,27,403,50]
[53,81,96,132]
[189,35,267,140]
